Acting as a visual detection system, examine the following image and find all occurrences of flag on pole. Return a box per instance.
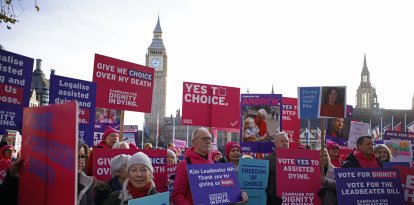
[305,128,310,145]
[383,123,391,132]
[407,121,414,132]
[393,122,403,132]
[372,125,380,140]
[317,127,321,143]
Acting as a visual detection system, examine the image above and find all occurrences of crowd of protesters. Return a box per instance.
[0,124,398,205]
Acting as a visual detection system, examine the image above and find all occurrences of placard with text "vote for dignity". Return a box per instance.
[182,82,240,128]
[93,54,154,112]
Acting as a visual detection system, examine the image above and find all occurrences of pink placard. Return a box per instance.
[282,97,300,149]
[93,149,167,192]
[276,149,321,205]
[19,102,78,205]
[92,53,154,112]
[182,82,240,128]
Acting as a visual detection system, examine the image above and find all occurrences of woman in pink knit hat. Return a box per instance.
[326,140,343,167]
[224,142,241,170]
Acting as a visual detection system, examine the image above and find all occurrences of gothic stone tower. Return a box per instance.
[356,54,379,109]
[144,16,168,142]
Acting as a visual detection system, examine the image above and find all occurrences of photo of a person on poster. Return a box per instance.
[319,87,346,118]
[242,108,277,142]
[326,118,349,138]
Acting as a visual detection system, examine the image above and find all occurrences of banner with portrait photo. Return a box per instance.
[325,105,353,147]
[240,94,282,153]
[0,49,34,134]
[92,53,154,112]
[319,86,346,118]
[49,74,97,147]
[93,107,121,145]
[181,82,240,129]
[282,97,300,149]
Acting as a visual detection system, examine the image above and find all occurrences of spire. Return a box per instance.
[363,53,368,70]
[148,15,165,49]
[271,84,274,94]
[153,15,162,33]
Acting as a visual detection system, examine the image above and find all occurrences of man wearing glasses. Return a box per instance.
[172,128,248,205]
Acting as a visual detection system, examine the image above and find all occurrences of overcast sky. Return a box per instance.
[2,0,414,126]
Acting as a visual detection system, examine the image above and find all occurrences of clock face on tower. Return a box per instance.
[151,58,162,70]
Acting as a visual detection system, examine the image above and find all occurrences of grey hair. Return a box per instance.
[191,127,210,141]
[273,132,288,142]
[112,141,130,149]
[110,154,131,177]
[257,109,267,116]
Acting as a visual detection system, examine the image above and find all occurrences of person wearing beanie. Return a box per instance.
[211,150,223,163]
[95,154,131,205]
[172,128,248,205]
[326,141,342,167]
[167,149,177,164]
[265,132,289,205]
[86,126,119,176]
[224,142,241,170]
[104,152,157,205]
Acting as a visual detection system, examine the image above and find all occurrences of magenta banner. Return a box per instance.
[93,149,167,192]
[282,97,300,149]
[19,102,78,205]
[182,82,240,128]
[276,149,321,205]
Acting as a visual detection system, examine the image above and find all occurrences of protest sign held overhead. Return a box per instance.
[238,158,269,205]
[182,82,240,128]
[298,86,346,119]
[281,97,300,149]
[325,105,353,147]
[0,49,34,134]
[19,102,78,205]
[49,74,96,147]
[93,53,154,112]
[240,94,282,153]
[384,131,414,162]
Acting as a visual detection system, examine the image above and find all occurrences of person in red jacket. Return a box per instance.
[172,128,248,205]
[326,141,343,168]
[342,136,382,168]
[86,126,119,176]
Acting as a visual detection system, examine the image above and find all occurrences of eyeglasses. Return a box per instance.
[200,137,212,142]
[5,149,16,153]
[331,147,339,150]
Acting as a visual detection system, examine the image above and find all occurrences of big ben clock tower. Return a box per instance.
[144,16,168,141]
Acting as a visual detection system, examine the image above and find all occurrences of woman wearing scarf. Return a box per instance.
[103,152,157,205]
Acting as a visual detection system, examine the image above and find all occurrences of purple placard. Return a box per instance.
[187,163,242,205]
[240,94,282,153]
[384,131,414,162]
[335,168,404,205]
[93,108,121,145]
[49,74,96,146]
[0,49,34,134]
